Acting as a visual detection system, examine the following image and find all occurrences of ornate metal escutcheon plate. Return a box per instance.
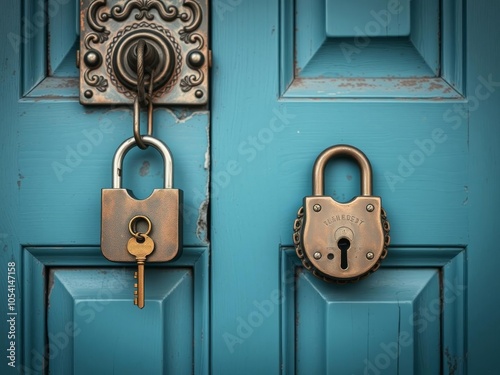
[79,0,209,105]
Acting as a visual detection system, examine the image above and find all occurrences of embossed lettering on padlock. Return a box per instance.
[293,145,390,282]
[101,136,183,263]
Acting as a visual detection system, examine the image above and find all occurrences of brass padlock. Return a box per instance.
[293,145,390,282]
[101,136,183,263]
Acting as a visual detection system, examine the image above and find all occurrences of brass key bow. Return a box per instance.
[127,215,155,309]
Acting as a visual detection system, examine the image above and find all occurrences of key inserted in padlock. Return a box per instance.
[101,136,183,309]
[101,135,183,263]
[127,215,155,309]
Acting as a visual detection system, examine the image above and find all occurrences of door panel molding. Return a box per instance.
[22,246,209,374]
[280,0,465,99]
[21,0,79,98]
[281,247,466,374]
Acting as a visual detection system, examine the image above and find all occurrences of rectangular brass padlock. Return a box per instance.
[101,136,183,263]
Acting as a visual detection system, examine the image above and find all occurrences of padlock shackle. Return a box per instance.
[112,136,173,189]
[312,144,372,196]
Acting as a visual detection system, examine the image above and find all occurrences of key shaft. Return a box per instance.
[127,235,154,309]
[134,259,146,308]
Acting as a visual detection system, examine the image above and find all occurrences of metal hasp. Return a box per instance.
[79,0,210,105]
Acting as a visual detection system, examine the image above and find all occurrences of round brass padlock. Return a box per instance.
[293,145,390,283]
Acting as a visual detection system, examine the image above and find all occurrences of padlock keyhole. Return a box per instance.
[337,238,351,270]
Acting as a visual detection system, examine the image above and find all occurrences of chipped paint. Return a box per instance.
[162,107,208,124]
[428,82,444,91]
[196,125,210,243]
[204,125,210,170]
[445,347,459,375]
[337,79,377,89]
[196,198,209,242]
[286,75,463,99]
[170,107,194,122]
[47,269,55,308]
[17,173,24,190]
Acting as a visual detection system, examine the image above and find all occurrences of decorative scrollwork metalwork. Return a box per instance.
[103,0,179,22]
[83,34,109,92]
[87,0,110,41]
[106,22,183,99]
[85,70,109,92]
[87,0,204,38]
[178,0,203,45]
[180,71,204,92]
[80,0,208,105]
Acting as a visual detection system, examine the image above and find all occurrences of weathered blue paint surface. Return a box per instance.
[467,1,500,374]
[49,268,194,374]
[0,0,209,373]
[325,0,411,37]
[281,248,465,375]
[0,0,499,374]
[211,1,495,374]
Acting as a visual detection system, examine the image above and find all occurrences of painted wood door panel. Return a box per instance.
[48,268,193,374]
[0,0,209,374]
[325,0,411,37]
[295,269,440,375]
[21,247,208,374]
[466,1,500,373]
[292,0,450,93]
[210,0,493,374]
[282,249,465,375]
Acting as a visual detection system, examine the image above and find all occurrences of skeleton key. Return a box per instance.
[127,216,155,309]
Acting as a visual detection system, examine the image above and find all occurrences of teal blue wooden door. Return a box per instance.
[0,0,210,373]
[1,1,500,375]
[211,1,499,375]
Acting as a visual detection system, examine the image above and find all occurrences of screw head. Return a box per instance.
[313,252,322,260]
[83,50,102,68]
[187,50,205,68]
[366,252,374,260]
[313,204,322,212]
[366,204,375,212]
